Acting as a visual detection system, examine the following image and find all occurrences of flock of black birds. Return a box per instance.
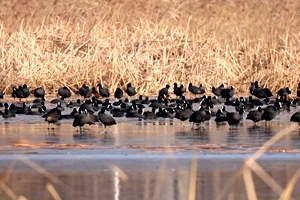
[1,80,300,133]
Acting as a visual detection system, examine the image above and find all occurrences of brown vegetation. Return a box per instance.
[0,0,300,95]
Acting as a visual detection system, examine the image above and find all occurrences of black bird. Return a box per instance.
[2,108,16,118]
[21,84,30,99]
[114,87,123,99]
[291,98,298,107]
[279,99,291,112]
[226,107,244,127]
[34,87,45,101]
[58,86,71,99]
[15,102,30,114]
[78,84,92,98]
[125,106,143,118]
[72,109,91,131]
[158,85,170,98]
[2,103,16,118]
[188,83,205,96]
[250,82,273,99]
[126,83,137,98]
[199,84,205,94]
[0,89,4,99]
[68,99,82,108]
[252,87,273,99]
[47,101,59,108]
[12,86,24,100]
[97,84,110,98]
[290,111,300,127]
[212,84,225,97]
[179,84,186,97]
[261,105,279,126]
[248,96,263,106]
[189,105,211,129]
[277,87,291,98]
[174,83,185,98]
[141,97,150,105]
[234,97,254,112]
[60,108,79,119]
[174,103,194,126]
[173,83,179,96]
[26,105,46,116]
[215,107,228,123]
[249,81,258,94]
[79,99,93,113]
[297,83,300,97]
[111,103,127,117]
[42,107,62,129]
[88,114,99,125]
[210,96,222,105]
[221,86,235,99]
[8,103,18,114]
[98,107,117,132]
[148,96,166,109]
[156,108,175,119]
[246,107,264,126]
[143,107,158,120]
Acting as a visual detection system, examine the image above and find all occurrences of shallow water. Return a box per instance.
[0,116,300,153]
[1,99,300,200]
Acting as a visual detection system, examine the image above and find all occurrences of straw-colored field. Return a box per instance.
[1,0,300,95]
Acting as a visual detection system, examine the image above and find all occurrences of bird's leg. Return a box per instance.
[266,121,271,128]
[199,123,204,130]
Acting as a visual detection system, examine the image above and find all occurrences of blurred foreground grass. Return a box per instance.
[0,124,299,199]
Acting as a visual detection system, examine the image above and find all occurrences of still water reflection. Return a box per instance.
[0,119,299,152]
[0,155,300,200]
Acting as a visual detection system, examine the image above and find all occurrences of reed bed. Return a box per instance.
[1,0,300,95]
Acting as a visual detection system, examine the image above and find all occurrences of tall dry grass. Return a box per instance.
[1,0,300,95]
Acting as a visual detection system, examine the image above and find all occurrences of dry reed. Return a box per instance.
[0,0,300,96]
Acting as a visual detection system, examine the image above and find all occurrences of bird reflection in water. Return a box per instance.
[73,133,96,144]
[45,132,60,145]
[247,125,264,135]
[73,133,115,146]
[136,119,174,126]
[226,131,239,144]
[175,129,210,144]
[73,132,115,146]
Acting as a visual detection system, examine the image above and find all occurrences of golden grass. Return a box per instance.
[0,0,300,95]
[188,153,198,200]
[46,183,61,200]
